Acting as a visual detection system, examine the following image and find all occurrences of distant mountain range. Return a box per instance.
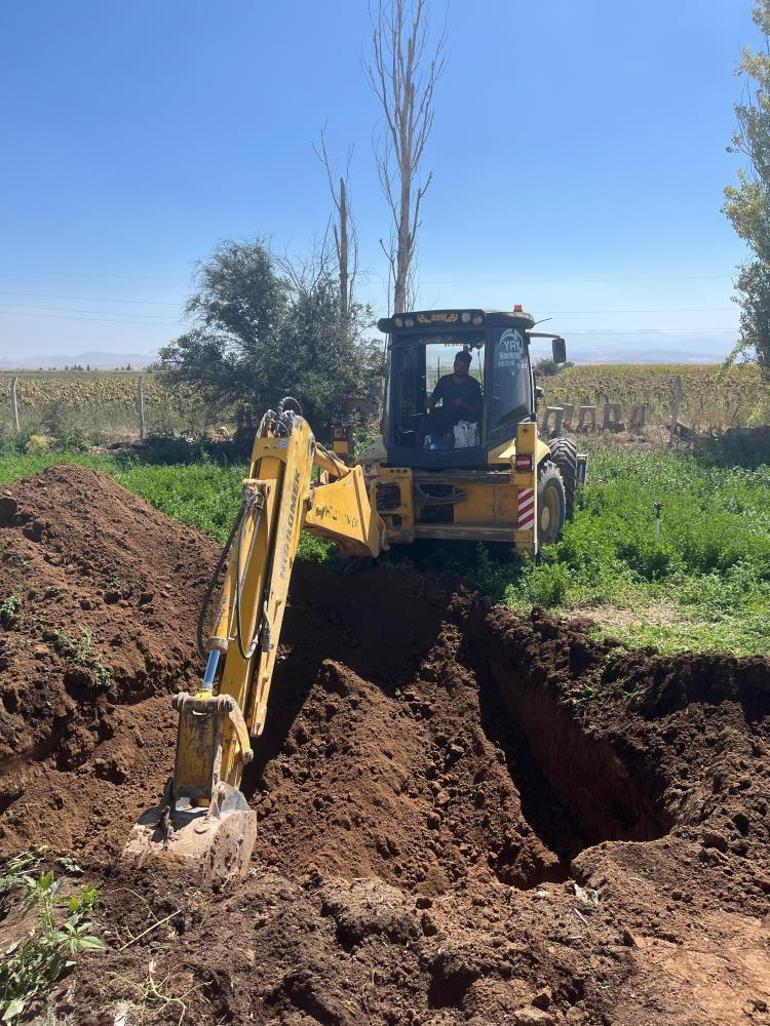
[0,351,159,370]
[548,330,732,365]
[0,331,733,370]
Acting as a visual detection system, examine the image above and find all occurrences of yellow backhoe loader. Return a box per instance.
[124,307,586,883]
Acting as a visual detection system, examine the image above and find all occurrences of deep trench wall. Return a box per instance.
[475,608,674,845]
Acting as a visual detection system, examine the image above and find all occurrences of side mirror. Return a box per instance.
[552,337,567,364]
[534,385,544,403]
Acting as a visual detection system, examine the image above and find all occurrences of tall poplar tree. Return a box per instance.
[725,0,770,372]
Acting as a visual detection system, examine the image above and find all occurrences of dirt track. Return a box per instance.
[1,466,769,1025]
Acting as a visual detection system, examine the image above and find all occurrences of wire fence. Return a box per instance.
[0,372,216,445]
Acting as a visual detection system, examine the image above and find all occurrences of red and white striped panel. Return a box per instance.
[517,487,535,531]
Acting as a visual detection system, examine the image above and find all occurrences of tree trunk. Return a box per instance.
[137,376,146,440]
[10,376,20,434]
[339,176,349,321]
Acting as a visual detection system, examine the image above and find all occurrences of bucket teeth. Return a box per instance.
[123,781,256,888]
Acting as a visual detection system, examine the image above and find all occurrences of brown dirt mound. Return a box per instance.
[0,465,216,850]
[1,466,769,1026]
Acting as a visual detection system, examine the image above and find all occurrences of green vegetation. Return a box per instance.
[159,238,381,429]
[0,852,103,1021]
[0,371,211,443]
[50,627,112,690]
[475,450,770,654]
[724,0,770,374]
[0,448,768,654]
[0,595,22,628]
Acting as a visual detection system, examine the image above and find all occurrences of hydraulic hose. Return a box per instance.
[195,492,267,666]
[195,396,299,673]
[196,499,248,663]
[233,494,266,660]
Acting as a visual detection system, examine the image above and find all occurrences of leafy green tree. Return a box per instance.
[159,239,382,432]
[724,0,770,372]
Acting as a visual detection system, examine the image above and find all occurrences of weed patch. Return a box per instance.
[0,596,22,629]
[51,627,112,690]
[0,852,103,1021]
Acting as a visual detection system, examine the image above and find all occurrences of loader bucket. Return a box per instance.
[123,780,257,888]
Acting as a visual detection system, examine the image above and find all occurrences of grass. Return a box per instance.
[0,448,768,655]
[491,450,770,654]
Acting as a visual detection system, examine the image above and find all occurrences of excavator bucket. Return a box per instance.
[123,691,257,888]
[123,780,257,888]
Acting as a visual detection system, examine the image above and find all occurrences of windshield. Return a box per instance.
[488,326,531,434]
[390,332,485,451]
[386,324,532,457]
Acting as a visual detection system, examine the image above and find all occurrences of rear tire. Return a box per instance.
[548,436,578,520]
[537,462,566,546]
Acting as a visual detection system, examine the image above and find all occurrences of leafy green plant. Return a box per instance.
[0,596,22,629]
[53,426,89,453]
[522,562,570,607]
[23,434,51,457]
[51,627,112,689]
[0,854,103,1021]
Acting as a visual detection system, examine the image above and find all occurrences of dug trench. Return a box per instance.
[1,466,769,1025]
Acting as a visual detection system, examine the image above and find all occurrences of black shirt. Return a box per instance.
[431,373,482,417]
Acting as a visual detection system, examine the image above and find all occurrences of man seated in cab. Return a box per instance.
[426,350,482,441]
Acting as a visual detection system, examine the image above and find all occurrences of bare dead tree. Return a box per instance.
[366,0,447,313]
[314,126,359,326]
[277,238,333,302]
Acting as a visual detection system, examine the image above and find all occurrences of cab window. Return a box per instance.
[488,327,531,436]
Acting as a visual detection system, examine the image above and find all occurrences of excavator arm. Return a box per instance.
[124,401,384,882]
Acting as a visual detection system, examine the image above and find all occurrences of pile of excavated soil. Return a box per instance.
[1,466,769,1026]
[0,466,217,854]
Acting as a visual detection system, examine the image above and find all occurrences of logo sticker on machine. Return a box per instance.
[497,329,526,369]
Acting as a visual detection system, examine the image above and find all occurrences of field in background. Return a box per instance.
[0,370,213,442]
[544,362,767,430]
[1,362,767,447]
[1,445,768,655]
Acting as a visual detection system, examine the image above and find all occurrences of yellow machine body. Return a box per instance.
[371,421,545,552]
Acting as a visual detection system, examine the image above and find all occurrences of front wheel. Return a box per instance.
[548,436,578,520]
[537,462,566,546]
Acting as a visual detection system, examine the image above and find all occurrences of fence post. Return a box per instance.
[577,405,597,431]
[602,402,622,431]
[10,376,20,434]
[630,403,648,430]
[137,375,146,440]
[670,375,683,441]
[542,406,564,436]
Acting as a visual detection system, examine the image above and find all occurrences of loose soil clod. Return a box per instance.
[1,466,769,1025]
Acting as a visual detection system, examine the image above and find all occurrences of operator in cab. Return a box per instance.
[426,350,482,439]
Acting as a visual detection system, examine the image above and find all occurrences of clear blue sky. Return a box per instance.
[0,0,760,363]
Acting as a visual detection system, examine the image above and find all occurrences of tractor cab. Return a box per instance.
[376,307,566,469]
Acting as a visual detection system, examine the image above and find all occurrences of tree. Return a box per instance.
[724,0,770,372]
[366,0,447,313]
[314,127,358,326]
[159,239,381,431]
